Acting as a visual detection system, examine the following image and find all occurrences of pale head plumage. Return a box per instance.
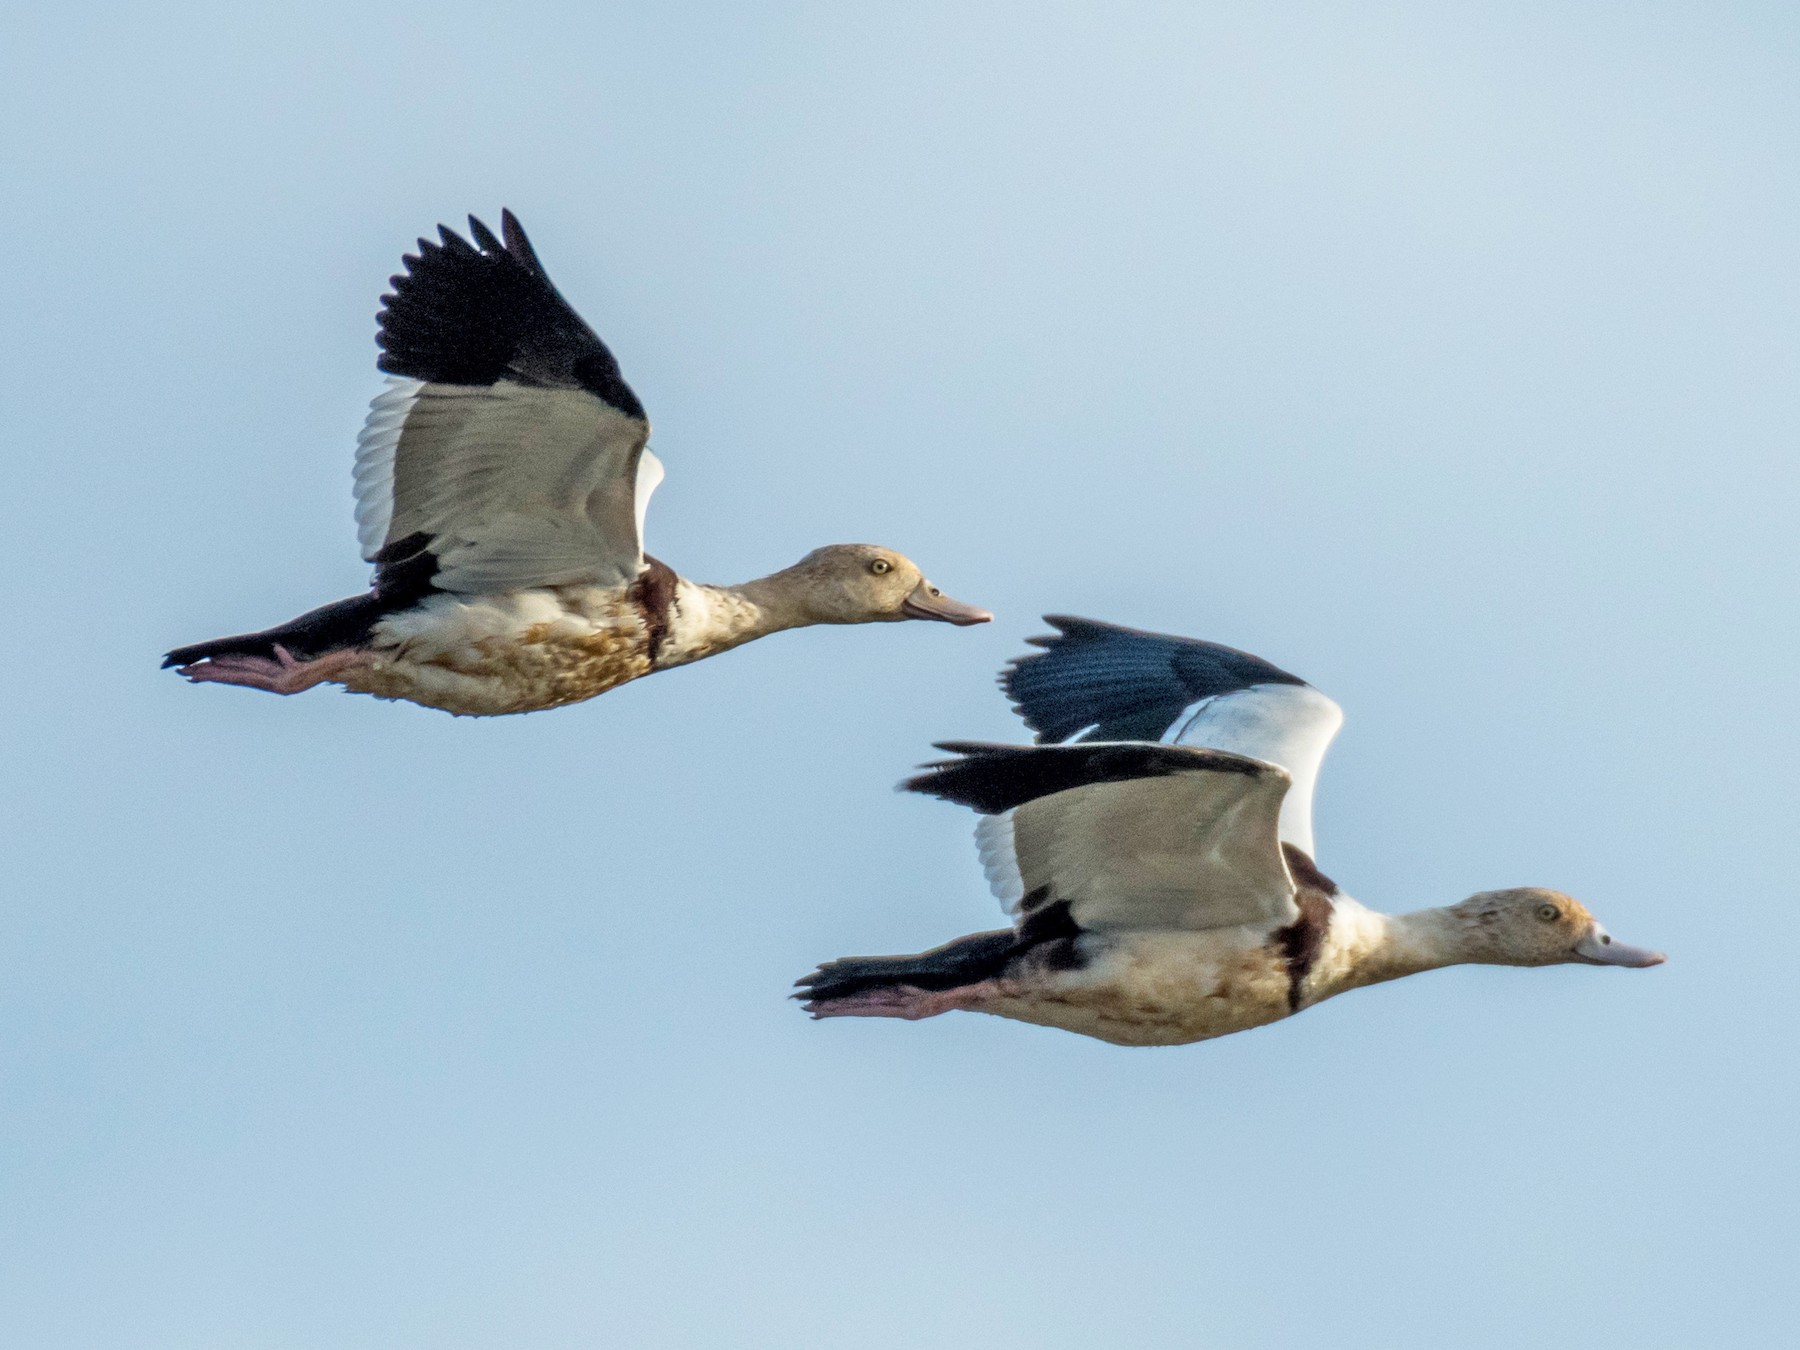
[763,544,993,627]
[1444,888,1665,968]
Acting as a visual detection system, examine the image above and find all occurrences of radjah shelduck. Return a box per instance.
[798,616,1663,1046]
[164,211,990,717]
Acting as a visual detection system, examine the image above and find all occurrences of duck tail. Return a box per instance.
[794,930,1016,1020]
[162,593,386,669]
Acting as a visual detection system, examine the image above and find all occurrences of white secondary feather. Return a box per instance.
[1165,683,1343,858]
[352,376,422,556]
[974,810,1026,913]
[1005,766,1299,933]
[350,377,656,592]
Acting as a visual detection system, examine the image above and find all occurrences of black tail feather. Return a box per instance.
[796,930,1017,1005]
[162,593,388,668]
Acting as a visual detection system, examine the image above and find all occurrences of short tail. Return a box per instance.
[163,593,386,669]
[795,930,1015,1020]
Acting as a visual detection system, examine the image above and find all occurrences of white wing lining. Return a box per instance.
[1166,683,1343,858]
[633,448,665,551]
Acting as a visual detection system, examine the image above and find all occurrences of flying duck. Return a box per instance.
[164,211,990,717]
[798,617,1663,1046]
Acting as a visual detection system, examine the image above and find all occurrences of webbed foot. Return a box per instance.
[176,644,361,695]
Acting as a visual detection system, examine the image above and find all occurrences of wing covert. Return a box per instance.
[907,742,1299,934]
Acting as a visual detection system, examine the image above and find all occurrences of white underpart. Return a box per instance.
[975,810,1026,913]
[1166,683,1343,857]
[368,588,585,660]
[353,376,422,555]
[349,377,655,593]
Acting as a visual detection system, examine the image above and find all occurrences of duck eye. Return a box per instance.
[1536,904,1559,922]
[869,559,892,575]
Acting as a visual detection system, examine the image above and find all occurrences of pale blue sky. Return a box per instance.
[2,3,1795,1347]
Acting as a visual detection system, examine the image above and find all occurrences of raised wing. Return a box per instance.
[353,211,658,594]
[1001,616,1343,857]
[907,742,1298,934]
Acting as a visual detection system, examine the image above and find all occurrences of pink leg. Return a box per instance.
[176,644,363,696]
[802,983,991,1022]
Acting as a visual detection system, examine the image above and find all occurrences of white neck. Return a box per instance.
[1363,907,1468,981]
[1333,903,1521,991]
[660,576,809,667]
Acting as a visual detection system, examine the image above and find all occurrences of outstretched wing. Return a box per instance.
[1001,616,1343,857]
[352,211,660,594]
[907,742,1298,934]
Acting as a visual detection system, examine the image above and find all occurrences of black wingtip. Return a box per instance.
[373,208,645,414]
[999,619,1094,741]
[897,740,1014,788]
[999,614,1309,745]
[466,214,503,253]
[902,740,1270,814]
[499,209,544,275]
[897,743,979,801]
[929,738,999,756]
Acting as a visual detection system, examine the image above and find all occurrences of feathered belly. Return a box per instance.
[342,589,655,716]
[982,935,1296,1047]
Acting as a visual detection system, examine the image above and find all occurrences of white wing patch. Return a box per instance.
[353,376,422,557]
[974,809,1026,915]
[1167,683,1343,858]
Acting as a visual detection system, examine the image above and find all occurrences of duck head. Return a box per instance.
[782,544,992,626]
[1449,888,1665,968]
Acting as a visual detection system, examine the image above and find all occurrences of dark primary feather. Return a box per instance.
[1002,615,1307,744]
[902,740,1272,816]
[376,209,644,417]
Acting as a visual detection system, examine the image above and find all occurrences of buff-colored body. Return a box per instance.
[340,578,762,716]
[972,897,1393,1047]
